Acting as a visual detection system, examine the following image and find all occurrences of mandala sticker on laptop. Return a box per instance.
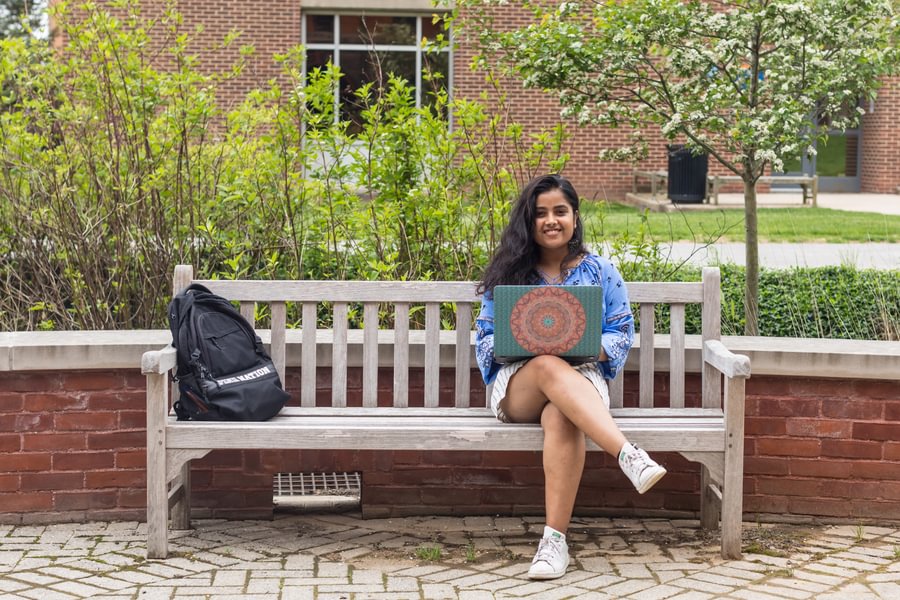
[509,287,586,355]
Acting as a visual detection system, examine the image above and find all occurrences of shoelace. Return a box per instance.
[533,536,566,565]
[621,447,651,475]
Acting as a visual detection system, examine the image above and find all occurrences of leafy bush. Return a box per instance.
[1,4,894,342]
[747,266,898,341]
[631,264,899,341]
[0,3,567,330]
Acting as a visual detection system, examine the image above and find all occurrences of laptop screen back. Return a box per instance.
[493,285,603,364]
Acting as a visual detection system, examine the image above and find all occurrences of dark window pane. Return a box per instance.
[339,50,416,133]
[780,153,802,174]
[422,52,449,117]
[306,50,334,72]
[817,134,858,178]
[340,15,416,45]
[338,50,370,133]
[378,51,416,84]
[422,15,447,40]
[306,15,334,43]
[844,134,859,177]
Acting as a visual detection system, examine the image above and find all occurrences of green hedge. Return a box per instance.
[629,264,899,341]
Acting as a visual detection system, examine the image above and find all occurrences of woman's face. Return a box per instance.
[532,188,577,253]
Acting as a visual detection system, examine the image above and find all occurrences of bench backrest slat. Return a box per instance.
[639,303,655,408]
[332,302,349,408]
[628,282,702,303]
[455,303,473,408]
[270,302,287,385]
[240,301,255,325]
[197,280,479,303]
[363,303,379,408]
[301,303,317,407]
[669,303,686,408]
[701,267,722,408]
[424,302,441,408]
[393,303,410,408]
[608,369,624,408]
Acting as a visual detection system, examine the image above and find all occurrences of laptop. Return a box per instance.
[493,285,604,364]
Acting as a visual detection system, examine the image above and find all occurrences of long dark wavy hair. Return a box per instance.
[477,174,588,295]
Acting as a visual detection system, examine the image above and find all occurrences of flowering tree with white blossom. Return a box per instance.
[458,0,899,334]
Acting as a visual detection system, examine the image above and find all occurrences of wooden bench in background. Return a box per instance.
[708,174,818,206]
[633,169,819,206]
[142,265,750,559]
[632,169,670,202]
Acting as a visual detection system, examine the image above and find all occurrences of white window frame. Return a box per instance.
[301,11,453,118]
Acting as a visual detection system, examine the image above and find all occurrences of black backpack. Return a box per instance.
[167,283,290,421]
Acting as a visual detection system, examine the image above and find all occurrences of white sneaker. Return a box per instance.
[527,527,569,580]
[619,442,667,494]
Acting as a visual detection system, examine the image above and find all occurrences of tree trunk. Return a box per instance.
[743,178,759,336]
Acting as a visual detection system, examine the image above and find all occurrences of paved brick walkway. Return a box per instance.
[2,515,899,599]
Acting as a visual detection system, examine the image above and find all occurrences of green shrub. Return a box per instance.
[630,264,899,341]
[0,3,565,330]
[753,266,899,341]
[1,4,894,343]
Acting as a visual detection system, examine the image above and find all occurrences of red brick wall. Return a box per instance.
[72,1,898,199]
[861,76,900,193]
[744,377,900,519]
[2,367,898,525]
[0,371,148,521]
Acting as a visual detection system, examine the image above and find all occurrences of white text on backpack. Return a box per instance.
[216,365,272,387]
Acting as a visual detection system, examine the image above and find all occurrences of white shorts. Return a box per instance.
[489,360,610,423]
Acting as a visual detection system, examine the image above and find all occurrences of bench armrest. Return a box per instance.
[142,345,177,375]
[703,340,750,378]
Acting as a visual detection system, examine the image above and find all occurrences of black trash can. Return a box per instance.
[667,144,708,203]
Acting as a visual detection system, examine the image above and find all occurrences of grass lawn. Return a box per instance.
[582,203,900,243]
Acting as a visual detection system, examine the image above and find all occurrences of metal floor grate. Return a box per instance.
[273,472,361,498]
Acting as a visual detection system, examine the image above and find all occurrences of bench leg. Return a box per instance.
[172,460,192,530]
[167,450,209,531]
[721,376,747,559]
[146,457,168,558]
[721,473,743,559]
[146,372,169,559]
[699,466,720,530]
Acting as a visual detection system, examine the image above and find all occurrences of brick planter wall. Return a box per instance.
[2,366,898,525]
[0,371,148,521]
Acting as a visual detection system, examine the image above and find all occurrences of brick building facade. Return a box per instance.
[54,0,900,199]
[74,0,900,200]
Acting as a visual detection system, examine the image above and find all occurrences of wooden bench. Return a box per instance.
[633,169,819,207]
[142,265,751,560]
[708,174,819,206]
[632,169,670,202]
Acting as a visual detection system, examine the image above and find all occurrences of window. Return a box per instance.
[302,13,451,131]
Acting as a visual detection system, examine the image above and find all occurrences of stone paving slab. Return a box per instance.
[1,514,899,599]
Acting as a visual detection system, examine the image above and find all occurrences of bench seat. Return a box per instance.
[164,407,727,452]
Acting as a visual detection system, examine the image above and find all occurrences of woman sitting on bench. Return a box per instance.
[476,174,667,581]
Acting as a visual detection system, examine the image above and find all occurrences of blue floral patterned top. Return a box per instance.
[475,253,634,384]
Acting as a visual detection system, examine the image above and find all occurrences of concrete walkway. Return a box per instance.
[658,242,900,269]
[2,514,899,599]
[615,192,900,269]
